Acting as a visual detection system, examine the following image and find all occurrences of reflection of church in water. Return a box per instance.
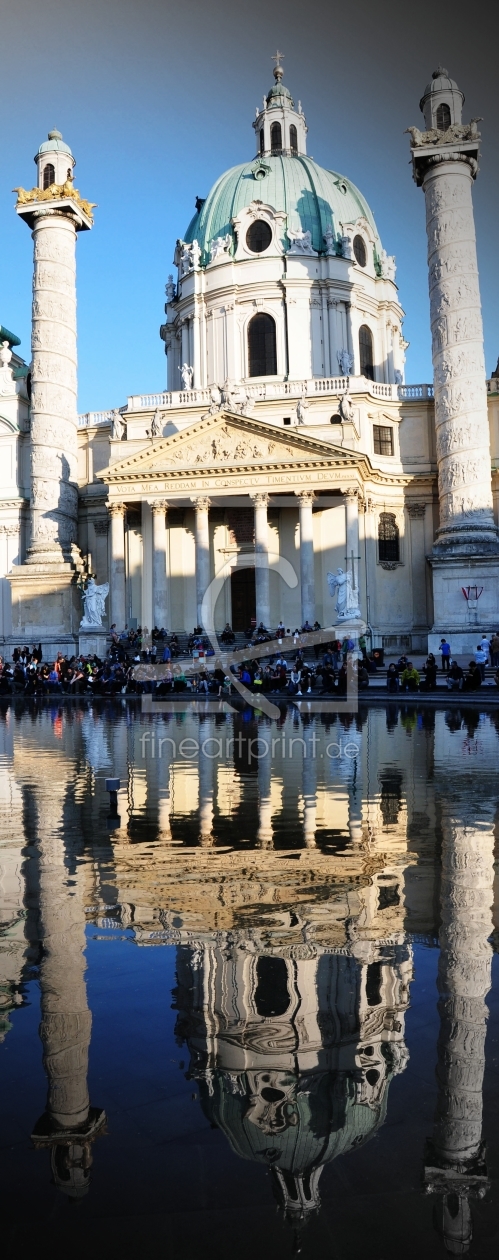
[1,705,497,1251]
[174,935,410,1231]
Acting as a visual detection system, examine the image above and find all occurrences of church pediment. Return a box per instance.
[101,410,370,485]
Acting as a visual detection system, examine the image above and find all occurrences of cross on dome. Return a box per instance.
[271,50,285,82]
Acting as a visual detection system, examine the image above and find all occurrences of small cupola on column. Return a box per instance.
[35,129,75,191]
[253,52,308,157]
[419,67,464,131]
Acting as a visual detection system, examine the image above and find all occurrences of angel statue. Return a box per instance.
[79,577,109,628]
[179,363,193,390]
[148,409,162,438]
[327,568,361,621]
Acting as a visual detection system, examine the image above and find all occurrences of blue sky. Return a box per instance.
[1,0,497,413]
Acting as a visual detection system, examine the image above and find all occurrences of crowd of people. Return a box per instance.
[1,624,498,700]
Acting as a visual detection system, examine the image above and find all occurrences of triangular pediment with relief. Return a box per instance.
[101,410,370,484]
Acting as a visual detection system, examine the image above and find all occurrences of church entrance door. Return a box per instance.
[230,566,256,632]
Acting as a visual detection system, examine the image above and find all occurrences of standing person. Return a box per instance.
[440,639,451,672]
[480,633,491,663]
[490,631,499,668]
[474,643,487,682]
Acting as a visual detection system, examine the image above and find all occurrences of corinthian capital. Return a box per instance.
[107,501,126,518]
[191,496,211,511]
[250,492,270,508]
[150,499,169,515]
[295,490,315,506]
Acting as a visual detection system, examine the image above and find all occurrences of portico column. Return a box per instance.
[251,493,270,629]
[191,497,211,628]
[108,502,126,630]
[344,488,360,597]
[151,500,169,630]
[296,491,315,626]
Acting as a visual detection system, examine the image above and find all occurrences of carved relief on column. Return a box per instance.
[29,214,79,560]
[416,138,498,554]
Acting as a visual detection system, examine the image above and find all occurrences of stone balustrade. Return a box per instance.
[78,378,438,425]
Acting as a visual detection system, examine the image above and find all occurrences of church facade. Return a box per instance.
[1,62,499,654]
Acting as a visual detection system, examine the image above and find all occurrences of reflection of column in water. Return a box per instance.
[425,797,493,1251]
[301,723,317,848]
[30,779,105,1196]
[198,722,214,846]
[257,738,272,849]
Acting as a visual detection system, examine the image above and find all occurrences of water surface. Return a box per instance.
[1,700,499,1257]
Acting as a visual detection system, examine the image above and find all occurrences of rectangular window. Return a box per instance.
[373,424,394,456]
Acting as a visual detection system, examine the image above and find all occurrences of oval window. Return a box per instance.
[246,220,272,253]
[353,234,367,267]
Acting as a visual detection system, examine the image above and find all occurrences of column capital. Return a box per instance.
[250,492,269,507]
[191,496,211,511]
[150,499,169,515]
[295,490,315,506]
[107,501,126,518]
[406,501,426,519]
[343,486,359,500]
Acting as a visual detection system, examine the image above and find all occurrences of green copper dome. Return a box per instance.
[37,129,73,157]
[184,154,382,264]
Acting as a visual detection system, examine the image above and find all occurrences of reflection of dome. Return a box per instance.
[198,1063,392,1173]
[184,156,382,264]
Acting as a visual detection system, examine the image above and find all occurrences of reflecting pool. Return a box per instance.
[1,700,499,1257]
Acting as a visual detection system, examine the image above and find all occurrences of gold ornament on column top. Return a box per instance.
[13,182,97,222]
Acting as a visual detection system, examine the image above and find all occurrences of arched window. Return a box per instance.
[436,103,451,131]
[259,128,265,155]
[248,313,277,377]
[379,513,400,562]
[353,234,367,267]
[359,324,374,379]
[289,124,298,155]
[43,163,55,190]
[270,121,282,155]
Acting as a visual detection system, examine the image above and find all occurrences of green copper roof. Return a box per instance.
[0,323,21,348]
[37,129,73,157]
[184,154,382,263]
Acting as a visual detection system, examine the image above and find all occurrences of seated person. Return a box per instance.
[336,663,348,695]
[463,661,482,691]
[358,664,370,690]
[400,661,420,692]
[447,661,464,690]
[421,653,438,690]
[319,667,334,694]
[386,663,399,692]
[220,623,235,645]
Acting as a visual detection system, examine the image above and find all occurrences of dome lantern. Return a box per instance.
[253,53,308,158]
